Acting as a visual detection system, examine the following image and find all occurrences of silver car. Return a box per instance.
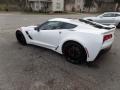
[84,12,120,28]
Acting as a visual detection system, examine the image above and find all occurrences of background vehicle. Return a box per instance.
[16,18,116,64]
[84,12,120,28]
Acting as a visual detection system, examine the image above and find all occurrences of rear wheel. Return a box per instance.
[16,30,27,45]
[62,42,87,64]
[117,23,120,28]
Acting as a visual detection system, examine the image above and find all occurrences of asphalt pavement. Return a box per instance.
[0,12,120,90]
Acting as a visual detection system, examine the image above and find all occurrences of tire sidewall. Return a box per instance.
[63,42,87,64]
[117,23,120,28]
[16,31,27,45]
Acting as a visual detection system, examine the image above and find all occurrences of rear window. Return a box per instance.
[102,13,115,17]
[60,22,77,29]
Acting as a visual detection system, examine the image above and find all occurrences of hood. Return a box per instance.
[21,25,37,31]
[24,25,37,28]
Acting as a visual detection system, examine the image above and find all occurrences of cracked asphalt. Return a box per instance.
[0,12,120,90]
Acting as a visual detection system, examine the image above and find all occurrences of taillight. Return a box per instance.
[103,34,112,43]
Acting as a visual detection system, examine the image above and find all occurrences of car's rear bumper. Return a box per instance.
[101,41,113,50]
[86,37,114,62]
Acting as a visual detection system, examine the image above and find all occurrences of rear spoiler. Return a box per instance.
[79,19,116,30]
[108,25,116,30]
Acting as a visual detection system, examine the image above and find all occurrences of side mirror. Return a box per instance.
[97,15,102,18]
[34,27,39,32]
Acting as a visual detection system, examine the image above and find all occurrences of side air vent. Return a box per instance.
[26,31,33,40]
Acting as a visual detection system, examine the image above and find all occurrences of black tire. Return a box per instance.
[117,23,120,28]
[62,41,87,64]
[16,30,27,45]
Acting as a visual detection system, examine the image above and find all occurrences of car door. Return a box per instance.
[114,14,120,26]
[95,13,116,25]
[29,21,62,49]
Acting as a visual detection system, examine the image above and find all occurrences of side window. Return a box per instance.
[115,14,120,17]
[102,13,115,17]
[39,21,62,30]
[60,22,77,29]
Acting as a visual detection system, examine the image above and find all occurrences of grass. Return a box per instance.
[0,4,7,11]
[0,4,20,11]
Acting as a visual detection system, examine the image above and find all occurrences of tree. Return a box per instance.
[84,0,95,12]
[114,0,120,11]
[95,0,103,7]
[17,0,27,9]
[94,0,104,12]
[0,0,28,9]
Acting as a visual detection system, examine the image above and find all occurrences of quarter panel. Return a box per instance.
[20,27,31,44]
[57,30,103,62]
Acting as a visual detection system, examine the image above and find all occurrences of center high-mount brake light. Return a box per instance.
[103,34,112,43]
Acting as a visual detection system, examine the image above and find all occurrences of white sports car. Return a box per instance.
[84,12,120,28]
[16,18,116,64]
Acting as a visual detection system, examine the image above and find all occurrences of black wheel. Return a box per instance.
[16,30,27,45]
[62,41,87,64]
[117,23,120,28]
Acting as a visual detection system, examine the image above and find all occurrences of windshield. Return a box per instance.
[79,19,112,30]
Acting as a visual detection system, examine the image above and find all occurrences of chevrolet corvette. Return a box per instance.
[16,18,116,64]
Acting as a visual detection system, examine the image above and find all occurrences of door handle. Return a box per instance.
[59,31,62,34]
[111,18,115,19]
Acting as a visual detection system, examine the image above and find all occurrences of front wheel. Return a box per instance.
[63,42,87,64]
[16,30,27,45]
